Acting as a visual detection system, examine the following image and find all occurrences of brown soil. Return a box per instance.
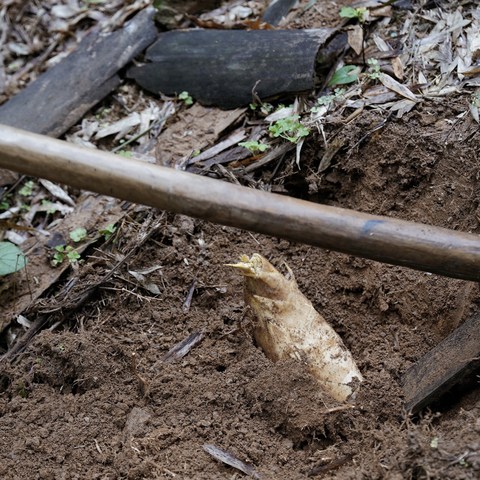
[1,1,480,479]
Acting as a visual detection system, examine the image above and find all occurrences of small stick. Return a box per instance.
[182,279,197,312]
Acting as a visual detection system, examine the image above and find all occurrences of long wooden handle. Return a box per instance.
[1,124,479,281]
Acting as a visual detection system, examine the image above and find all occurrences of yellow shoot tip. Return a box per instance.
[225,254,259,276]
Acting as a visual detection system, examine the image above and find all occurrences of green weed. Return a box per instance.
[239,141,270,153]
[268,116,310,143]
[178,91,193,106]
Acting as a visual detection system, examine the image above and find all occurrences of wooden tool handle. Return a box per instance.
[1,124,479,281]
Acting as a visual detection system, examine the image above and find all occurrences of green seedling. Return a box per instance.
[250,101,274,115]
[311,88,346,112]
[239,141,270,153]
[52,245,81,266]
[471,91,480,108]
[328,65,360,87]
[0,195,11,211]
[52,227,87,266]
[0,241,27,275]
[69,227,87,243]
[268,115,310,143]
[366,58,381,80]
[99,223,117,241]
[19,180,35,197]
[339,6,367,22]
[41,200,59,215]
[116,150,133,158]
[178,91,193,106]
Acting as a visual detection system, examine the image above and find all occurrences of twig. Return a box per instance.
[182,279,197,312]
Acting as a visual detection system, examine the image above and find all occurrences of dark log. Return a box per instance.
[402,314,480,413]
[262,0,298,25]
[0,8,157,138]
[128,28,338,108]
[2,125,480,282]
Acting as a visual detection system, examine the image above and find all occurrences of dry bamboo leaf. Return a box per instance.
[228,254,363,402]
[128,269,161,295]
[203,444,261,479]
[188,129,247,165]
[391,56,404,80]
[94,113,141,140]
[318,137,344,173]
[379,73,418,102]
[470,30,480,62]
[162,331,204,363]
[39,179,75,207]
[390,99,417,118]
[373,34,390,53]
[370,6,392,18]
[469,103,479,123]
[347,25,364,56]
[265,105,295,123]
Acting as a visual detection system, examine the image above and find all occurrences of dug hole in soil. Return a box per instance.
[1,105,479,479]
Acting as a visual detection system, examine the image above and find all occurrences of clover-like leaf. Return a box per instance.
[328,65,360,87]
[0,242,27,275]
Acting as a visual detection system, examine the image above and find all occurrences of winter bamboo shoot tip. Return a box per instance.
[228,253,363,402]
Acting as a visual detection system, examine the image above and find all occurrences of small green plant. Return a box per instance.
[41,200,59,215]
[249,102,273,115]
[19,180,35,197]
[0,194,11,211]
[311,88,346,112]
[69,227,87,243]
[99,223,117,241]
[116,150,133,158]
[51,227,87,266]
[268,115,310,143]
[328,65,360,87]
[0,241,27,275]
[239,141,270,153]
[52,245,81,266]
[339,6,367,22]
[366,58,381,80]
[178,91,193,106]
[471,91,480,108]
